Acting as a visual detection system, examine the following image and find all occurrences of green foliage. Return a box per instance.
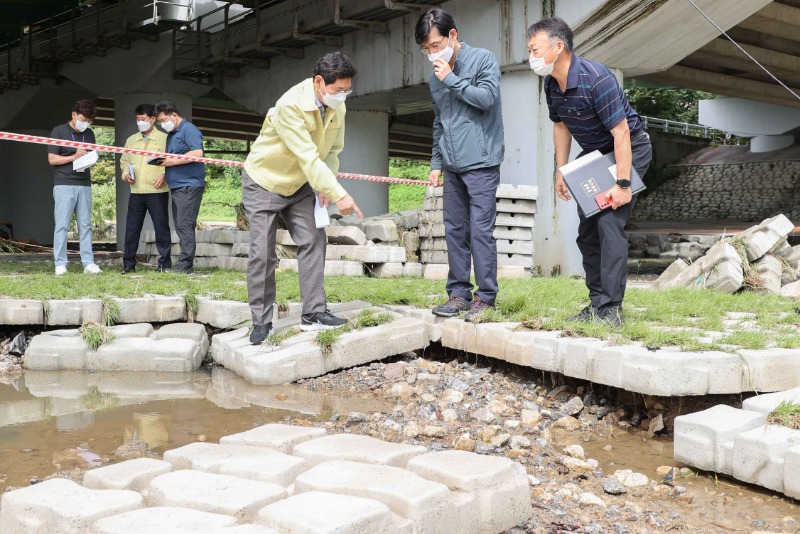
[767,401,800,430]
[198,138,247,222]
[91,183,117,232]
[625,88,714,124]
[101,297,120,326]
[266,327,301,346]
[316,325,351,355]
[185,291,199,315]
[352,308,394,328]
[80,321,114,351]
[388,158,428,213]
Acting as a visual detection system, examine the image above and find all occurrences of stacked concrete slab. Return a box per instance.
[674,386,800,499]
[0,424,531,534]
[138,228,250,272]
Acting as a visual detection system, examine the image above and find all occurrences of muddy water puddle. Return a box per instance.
[0,368,389,491]
[561,429,800,532]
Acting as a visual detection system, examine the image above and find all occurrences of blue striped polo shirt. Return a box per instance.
[544,54,643,152]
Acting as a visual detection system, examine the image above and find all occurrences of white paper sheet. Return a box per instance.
[72,150,98,172]
[558,150,602,176]
[314,194,330,228]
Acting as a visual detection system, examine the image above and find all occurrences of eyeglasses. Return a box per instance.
[330,89,353,96]
[420,37,448,54]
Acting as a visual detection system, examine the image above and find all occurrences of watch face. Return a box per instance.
[617,179,631,189]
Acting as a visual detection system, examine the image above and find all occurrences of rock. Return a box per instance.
[490,433,511,447]
[562,397,585,416]
[441,389,464,404]
[648,414,664,435]
[552,416,581,431]
[486,400,514,417]
[579,492,607,507]
[562,457,593,473]
[388,383,415,400]
[402,422,421,438]
[562,444,585,460]
[422,425,446,438]
[655,465,674,477]
[346,412,368,426]
[521,410,541,426]
[602,477,627,495]
[383,363,405,380]
[472,408,497,424]
[676,491,694,504]
[454,435,476,452]
[441,409,459,422]
[527,475,541,486]
[509,436,531,449]
[613,470,650,487]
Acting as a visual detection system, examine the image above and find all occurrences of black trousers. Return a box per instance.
[171,186,204,267]
[123,192,171,269]
[576,132,653,308]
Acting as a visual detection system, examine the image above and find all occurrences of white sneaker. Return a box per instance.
[83,263,102,274]
[55,265,67,277]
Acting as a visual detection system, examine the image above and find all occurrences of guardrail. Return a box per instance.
[641,115,743,145]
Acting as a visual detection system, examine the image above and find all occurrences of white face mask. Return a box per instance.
[137,120,152,133]
[161,120,175,133]
[321,82,348,110]
[74,119,90,132]
[529,43,560,77]
[427,34,454,63]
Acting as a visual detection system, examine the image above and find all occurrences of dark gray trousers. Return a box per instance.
[443,165,500,305]
[576,133,653,308]
[242,170,327,326]
[170,186,204,267]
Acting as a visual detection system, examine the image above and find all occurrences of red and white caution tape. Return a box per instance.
[0,130,428,186]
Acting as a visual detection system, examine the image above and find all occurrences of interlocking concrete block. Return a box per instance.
[497,264,528,279]
[370,262,404,278]
[732,424,800,492]
[232,242,250,257]
[92,507,235,534]
[423,196,444,211]
[493,227,533,241]
[112,297,187,324]
[364,220,399,243]
[108,323,155,338]
[220,424,327,453]
[0,478,142,534]
[738,214,795,261]
[784,445,800,499]
[421,250,449,264]
[359,246,406,263]
[419,223,445,238]
[621,350,743,396]
[559,337,602,382]
[754,254,782,294]
[216,257,249,271]
[420,210,444,224]
[44,299,103,326]
[23,334,90,370]
[395,210,421,229]
[194,257,218,269]
[402,262,423,277]
[163,442,308,486]
[154,322,209,357]
[497,254,534,268]
[293,434,426,468]
[275,229,296,246]
[654,241,743,293]
[407,451,531,533]
[197,229,240,244]
[426,185,443,198]
[496,240,534,255]
[742,387,800,414]
[294,460,478,534]
[0,298,44,325]
[780,279,800,299]
[0,398,47,426]
[278,258,298,271]
[674,405,766,474]
[209,327,249,366]
[496,184,538,200]
[420,237,447,251]
[92,337,201,372]
[652,259,690,290]
[472,323,516,361]
[210,526,278,534]
[326,226,367,245]
[196,243,234,257]
[196,298,251,329]
[325,260,365,277]
[257,491,403,534]
[740,348,800,393]
[495,213,535,228]
[147,470,286,522]
[83,458,173,492]
[496,198,536,214]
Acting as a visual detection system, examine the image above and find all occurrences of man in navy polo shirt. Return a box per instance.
[527,17,652,327]
[154,100,205,274]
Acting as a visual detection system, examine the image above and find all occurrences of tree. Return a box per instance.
[624,88,714,124]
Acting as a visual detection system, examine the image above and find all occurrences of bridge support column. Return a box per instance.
[337,110,389,217]
[114,93,193,252]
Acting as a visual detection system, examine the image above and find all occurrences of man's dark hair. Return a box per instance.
[155,100,180,117]
[312,52,357,84]
[72,99,97,120]
[527,17,573,53]
[135,103,156,117]
[415,8,457,46]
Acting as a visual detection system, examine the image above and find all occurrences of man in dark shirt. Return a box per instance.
[47,99,102,276]
[528,17,652,326]
[154,100,206,274]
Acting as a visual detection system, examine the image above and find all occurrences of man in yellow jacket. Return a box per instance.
[243,51,363,344]
[119,104,171,273]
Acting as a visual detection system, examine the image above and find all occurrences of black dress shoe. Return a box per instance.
[120,266,136,274]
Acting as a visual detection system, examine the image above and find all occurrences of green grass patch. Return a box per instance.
[316,325,351,355]
[316,309,395,354]
[79,321,114,351]
[767,401,800,430]
[388,158,428,213]
[100,298,120,327]
[266,327,301,346]
[185,292,199,315]
[80,386,119,411]
[352,308,394,328]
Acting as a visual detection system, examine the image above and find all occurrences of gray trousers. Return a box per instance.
[242,169,327,326]
[576,132,653,308]
[171,186,204,267]
[443,165,500,305]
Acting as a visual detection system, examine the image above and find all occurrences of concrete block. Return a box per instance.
[423,196,444,211]
[23,335,91,370]
[497,254,534,268]
[276,229,297,246]
[364,220,399,242]
[0,398,47,426]
[91,337,201,372]
[426,185,443,197]
[220,424,327,454]
[496,184,538,200]
[620,350,744,396]
[194,257,218,269]
[147,470,286,522]
[419,237,447,251]
[196,298,251,329]
[112,297,187,324]
[108,323,155,338]
[154,322,209,356]
[163,442,308,486]
[496,240,534,255]
[420,210,443,224]
[780,280,800,299]
[257,491,402,534]
[493,227,534,241]
[83,458,173,492]
[742,387,800,414]
[358,246,406,263]
[326,226,367,245]
[0,478,142,534]
[209,327,249,366]
[740,348,800,393]
[402,262,423,277]
[197,229,239,244]
[395,210,421,229]
[418,223,445,238]
[784,445,800,499]
[0,298,44,325]
[654,241,743,293]
[754,254,782,294]
[497,264,528,279]
[278,258,298,271]
[496,198,536,214]
[738,214,795,261]
[674,405,766,474]
[495,213,534,228]
[196,243,234,257]
[652,259,690,290]
[370,262,404,278]
[45,299,103,326]
[407,451,531,533]
[294,461,478,534]
[210,526,278,534]
[421,250,449,264]
[732,424,800,492]
[324,260,365,277]
[232,242,249,257]
[92,507,235,534]
[293,434,426,468]
[216,256,249,270]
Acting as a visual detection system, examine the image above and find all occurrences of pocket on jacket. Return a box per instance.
[450,123,486,169]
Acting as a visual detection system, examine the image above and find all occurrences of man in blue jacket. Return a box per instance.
[417,8,505,322]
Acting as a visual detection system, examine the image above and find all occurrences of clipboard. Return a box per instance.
[559,151,646,217]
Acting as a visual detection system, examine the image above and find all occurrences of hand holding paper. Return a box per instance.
[314,193,330,228]
[72,150,98,172]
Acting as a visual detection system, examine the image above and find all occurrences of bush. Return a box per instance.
[389,158,429,212]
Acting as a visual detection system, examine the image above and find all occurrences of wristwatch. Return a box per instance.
[615,179,631,189]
